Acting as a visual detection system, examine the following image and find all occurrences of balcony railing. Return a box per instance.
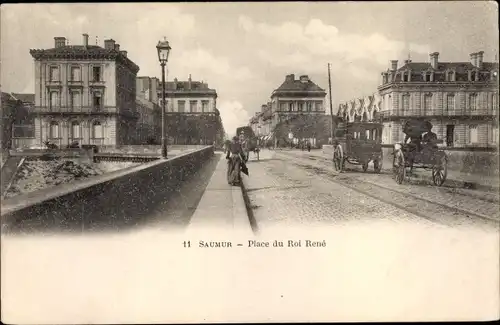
[89,79,105,87]
[30,106,117,114]
[90,138,104,145]
[67,80,84,87]
[377,108,497,120]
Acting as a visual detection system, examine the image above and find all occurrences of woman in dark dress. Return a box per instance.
[226,136,244,185]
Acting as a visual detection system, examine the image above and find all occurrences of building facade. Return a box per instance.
[151,75,222,145]
[376,51,498,147]
[28,34,141,148]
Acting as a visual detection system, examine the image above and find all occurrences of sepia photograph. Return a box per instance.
[1,1,499,323]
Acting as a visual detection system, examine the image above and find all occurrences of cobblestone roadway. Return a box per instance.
[243,150,498,234]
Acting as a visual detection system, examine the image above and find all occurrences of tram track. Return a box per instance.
[276,151,499,228]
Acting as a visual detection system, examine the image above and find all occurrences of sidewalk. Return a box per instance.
[279,149,499,192]
[186,154,252,236]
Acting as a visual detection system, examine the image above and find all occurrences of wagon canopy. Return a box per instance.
[403,119,433,137]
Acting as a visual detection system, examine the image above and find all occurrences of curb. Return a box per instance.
[240,176,259,235]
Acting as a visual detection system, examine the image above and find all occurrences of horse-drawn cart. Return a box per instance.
[332,122,384,173]
[392,119,448,186]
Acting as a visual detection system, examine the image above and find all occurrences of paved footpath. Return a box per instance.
[186,154,252,237]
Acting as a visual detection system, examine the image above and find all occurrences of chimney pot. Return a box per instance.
[54,37,66,48]
[470,52,477,66]
[476,51,484,69]
[104,39,116,50]
[286,74,295,82]
[430,52,439,69]
[82,34,89,47]
[299,75,309,83]
[114,44,120,51]
[390,60,398,71]
[119,50,127,57]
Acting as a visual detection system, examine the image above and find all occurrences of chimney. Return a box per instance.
[404,59,412,65]
[119,50,127,57]
[114,44,120,51]
[429,52,439,69]
[285,74,295,82]
[390,60,398,71]
[173,78,178,90]
[82,34,89,47]
[476,51,484,69]
[188,74,192,90]
[104,39,116,50]
[54,37,66,48]
[299,75,309,83]
[470,52,477,66]
[261,104,267,112]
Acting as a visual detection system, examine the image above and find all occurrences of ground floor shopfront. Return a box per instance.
[381,118,499,148]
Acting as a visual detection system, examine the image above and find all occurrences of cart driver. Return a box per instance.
[422,122,438,149]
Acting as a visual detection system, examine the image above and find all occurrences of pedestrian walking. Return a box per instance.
[226,136,245,186]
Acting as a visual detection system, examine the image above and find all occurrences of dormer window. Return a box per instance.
[491,70,498,81]
[425,73,432,82]
[447,71,455,82]
[470,71,477,82]
[402,72,409,82]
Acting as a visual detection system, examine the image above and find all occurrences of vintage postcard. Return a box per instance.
[1,1,499,323]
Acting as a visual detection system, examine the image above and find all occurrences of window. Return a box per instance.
[201,101,208,113]
[469,94,477,111]
[307,102,313,112]
[492,93,498,110]
[93,92,102,109]
[288,102,293,112]
[190,101,197,113]
[316,102,323,111]
[71,121,81,139]
[280,103,287,111]
[298,102,304,111]
[424,94,432,110]
[446,94,455,111]
[402,73,408,82]
[50,121,60,138]
[468,125,478,144]
[92,66,101,82]
[70,66,80,81]
[491,125,499,144]
[49,66,59,81]
[402,94,410,110]
[425,73,431,82]
[447,71,454,82]
[70,91,80,108]
[470,71,476,81]
[92,121,103,138]
[178,101,185,113]
[50,91,58,108]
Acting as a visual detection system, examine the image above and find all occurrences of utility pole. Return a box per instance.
[328,63,334,143]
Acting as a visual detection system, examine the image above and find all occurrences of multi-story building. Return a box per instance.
[270,74,327,126]
[151,75,222,145]
[136,76,161,144]
[28,34,141,148]
[249,103,272,141]
[377,51,498,147]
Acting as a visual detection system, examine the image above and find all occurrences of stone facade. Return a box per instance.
[28,35,141,148]
[339,51,499,148]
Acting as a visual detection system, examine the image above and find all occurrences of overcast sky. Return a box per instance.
[1,2,498,136]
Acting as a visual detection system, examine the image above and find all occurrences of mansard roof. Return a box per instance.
[29,45,140,74]
[396,61,498,73]
[272,75,326,97]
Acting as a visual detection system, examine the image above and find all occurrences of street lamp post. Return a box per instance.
[156,37,172,158]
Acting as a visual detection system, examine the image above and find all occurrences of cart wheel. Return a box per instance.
[362,162,368,172]
[432,155,447,186]
[393,150,405,184]
[333,144,344,172]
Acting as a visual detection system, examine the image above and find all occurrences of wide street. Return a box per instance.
[243,149,499,234]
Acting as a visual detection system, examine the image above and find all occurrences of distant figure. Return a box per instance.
[226,136,244,186]
[307,141,311,152]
